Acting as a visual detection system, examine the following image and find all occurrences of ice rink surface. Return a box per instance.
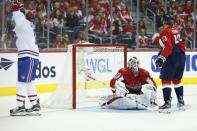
[0,85,197,131]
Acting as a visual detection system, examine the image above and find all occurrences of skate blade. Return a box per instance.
[158,109,171,114]
[26,111,41,116]
[177,104,191,111]
[178,106,186,111]
[10,112,26,116]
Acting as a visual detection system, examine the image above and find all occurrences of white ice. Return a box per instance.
[0,85,197,131]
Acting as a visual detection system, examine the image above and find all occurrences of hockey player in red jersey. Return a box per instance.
[99,56,157,110]
[152,15,186,113]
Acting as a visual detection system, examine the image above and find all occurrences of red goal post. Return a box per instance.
[72,44,127,109]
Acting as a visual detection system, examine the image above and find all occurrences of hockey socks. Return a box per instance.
[174,86,185,109]
[163,87,172,102]
[174,86,184,100]
[159,88,172,113]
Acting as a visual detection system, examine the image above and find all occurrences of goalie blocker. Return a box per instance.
[99,56,157,110]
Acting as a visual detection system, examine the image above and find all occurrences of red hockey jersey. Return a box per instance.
[110,67,155,93]
[154,26,186,58]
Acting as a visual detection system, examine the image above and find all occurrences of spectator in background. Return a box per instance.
[120,3,133,23]
[62,34,70,48]
[67,0,82,18]
[139,0,146,13]
[122,20,136,35]
[66,8,80,28]
[2,33,17,49]
[73,32,89,44]
[36,2,47,21]
[53,33,70,48]
[82,8,95,23]
[182,0,193,14]
[183,19,194,41]
[53,33,62,48]
[136,28,150,48]
[112,19,122,35]
[138,19,146,32]
[191,9,197,22]
[89,15,108,34]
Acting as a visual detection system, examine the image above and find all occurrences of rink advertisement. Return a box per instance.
[0,51,196,96]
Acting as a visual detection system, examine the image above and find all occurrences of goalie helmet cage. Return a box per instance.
[72,44,127,109]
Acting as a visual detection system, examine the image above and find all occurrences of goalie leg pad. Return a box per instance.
[100,94,148,110]
[106,97,138,110]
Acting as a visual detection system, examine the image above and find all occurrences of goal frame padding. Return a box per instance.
[72,44,127,109]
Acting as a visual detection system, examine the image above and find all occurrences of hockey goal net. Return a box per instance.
[43,44,127,109]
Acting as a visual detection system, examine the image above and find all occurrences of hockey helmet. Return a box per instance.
[163,14,174,26]
[128,56,140,76]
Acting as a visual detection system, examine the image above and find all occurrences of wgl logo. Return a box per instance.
[0,58,14,70]
[87,58,112,73]
[151,55,160,72]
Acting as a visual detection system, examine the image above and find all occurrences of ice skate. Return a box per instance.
[158,100,171,114]
[26,100,41,116]
[10,105,26,116]
[177,96,185,111]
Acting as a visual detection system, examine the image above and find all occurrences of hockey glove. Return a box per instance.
[155,55,166,68]
[114,81,129,97]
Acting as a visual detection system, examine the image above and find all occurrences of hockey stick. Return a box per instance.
[86,74,107,86]
[100,96,122,107]
[86,74,118,93]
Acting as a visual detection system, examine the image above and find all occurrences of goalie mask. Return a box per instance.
[128,56,140,76]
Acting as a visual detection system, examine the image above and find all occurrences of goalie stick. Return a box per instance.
[86,74,119,94]
[100,96,122,107]
[86,74,106,86]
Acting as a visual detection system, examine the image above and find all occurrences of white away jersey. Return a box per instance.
[12,11,39,59]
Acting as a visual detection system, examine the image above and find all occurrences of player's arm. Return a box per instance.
[110,70,129,97]
[12,11,26,29]
[153,32,173,68]
[158,33,173,58]
[110,69,124,92]
[152,32,173,58]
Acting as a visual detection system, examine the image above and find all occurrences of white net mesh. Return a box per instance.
[42,44,127,109]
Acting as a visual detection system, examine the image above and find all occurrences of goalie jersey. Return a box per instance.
[110,67,156,94]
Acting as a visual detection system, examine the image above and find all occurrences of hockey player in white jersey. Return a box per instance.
[99,57,157,110]
[9,1,41,116]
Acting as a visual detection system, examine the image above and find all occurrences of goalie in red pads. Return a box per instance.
[99,56,157,109]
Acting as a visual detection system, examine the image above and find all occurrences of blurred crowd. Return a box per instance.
[0,0,196,50]
[138,0,197,48]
